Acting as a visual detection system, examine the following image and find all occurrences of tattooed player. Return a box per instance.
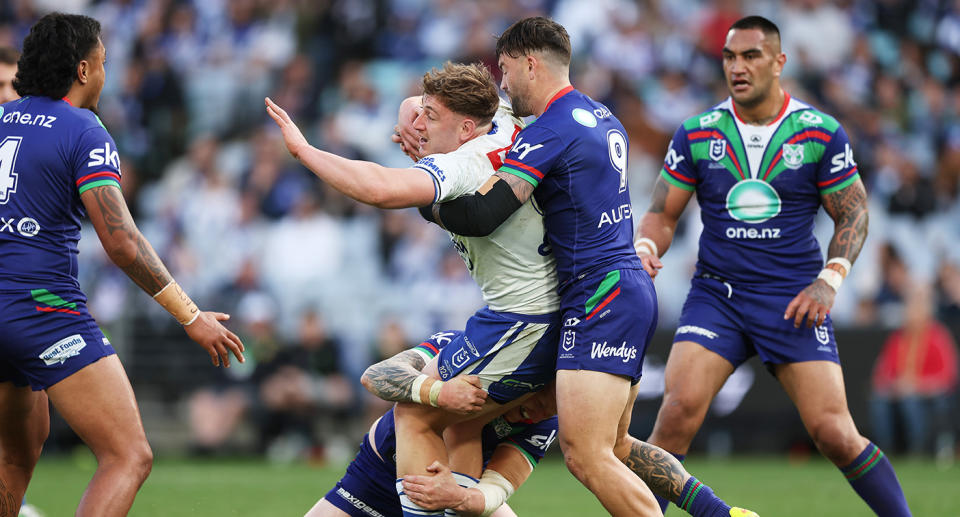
[0,13,243,517]
[635,16,911,516]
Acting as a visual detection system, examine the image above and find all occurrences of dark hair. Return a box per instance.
[422,62,499,124]
[0,47,18,66]
[14,12,102,99]
[496,17,571,66]
[729,16,781,44]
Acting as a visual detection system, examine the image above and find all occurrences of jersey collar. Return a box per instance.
[731,91,790,126]
[62,96,74,106]
[543,85,575,113]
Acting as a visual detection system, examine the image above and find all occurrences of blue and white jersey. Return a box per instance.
[497,87,641,290]
[659,95,860,291]
[0,96,122,294]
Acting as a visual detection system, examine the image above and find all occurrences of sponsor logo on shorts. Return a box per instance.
[526,430,558,450]
[564,317,580,327]
[562,330,576,351]
[335,487,385,517]
[590,341,637,363]
[675,325,718,340]
[815,325,832,351]
[39,334,87,365]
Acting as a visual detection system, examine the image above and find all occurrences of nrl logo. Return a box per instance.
[782,143,804,169]
[709,139,726,161]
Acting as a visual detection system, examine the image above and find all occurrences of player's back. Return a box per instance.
[0,96,121,293]
[500,88,641,289]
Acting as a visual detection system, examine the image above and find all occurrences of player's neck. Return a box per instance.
[64,84,92,110]
[733,87,786,126]
[533,80,573,117]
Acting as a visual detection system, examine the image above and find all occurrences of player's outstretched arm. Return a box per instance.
[361,350,486,414]
[425,173,528,237]
[403,445,528,517]
[784,178,868,328]
[265,97,435,208]
[634,175,694,279]
[81,185,244,367]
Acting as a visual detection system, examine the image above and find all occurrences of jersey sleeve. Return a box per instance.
[496,124,562,188]
[72,124,122,195]
[500,416,558,469]
[816,123,860,195]
[659,124,697,191]
[411,330,463,363]
[413,146,490,204]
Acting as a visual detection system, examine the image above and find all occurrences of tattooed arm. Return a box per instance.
[361,349,486,414]
[81,185,244,367]
[634,176,695,279]
[784,178,869,328]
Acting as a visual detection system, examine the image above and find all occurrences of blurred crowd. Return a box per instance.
[2,0,959,456]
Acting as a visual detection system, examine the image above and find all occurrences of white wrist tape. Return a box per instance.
[826,257,852,277]
[634,237,659,257]
[410,374,429,404]
[477,470,515,517]
[817,268,843,292]
[428,379,443,407]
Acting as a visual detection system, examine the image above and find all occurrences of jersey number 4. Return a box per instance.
[0,137,22,204]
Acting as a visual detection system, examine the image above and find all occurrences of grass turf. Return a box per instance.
[24,453,958,516]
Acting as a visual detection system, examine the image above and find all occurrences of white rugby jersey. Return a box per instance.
[414,102,560,315]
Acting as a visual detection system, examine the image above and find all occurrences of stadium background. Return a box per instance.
[2,0,959,514]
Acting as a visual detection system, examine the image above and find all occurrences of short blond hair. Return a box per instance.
[422,62,499,124]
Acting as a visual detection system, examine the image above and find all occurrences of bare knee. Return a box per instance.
[650,390,710,447]
[807,414,864,464]
[560,433,615,484]
[97,440,154,483]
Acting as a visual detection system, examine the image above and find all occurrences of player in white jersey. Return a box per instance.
[268,62,562,517]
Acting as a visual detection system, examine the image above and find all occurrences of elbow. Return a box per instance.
[360,368,376,394]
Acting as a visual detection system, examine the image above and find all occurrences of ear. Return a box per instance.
[76,59,89,85]
[774,52,786,77]
[459,117,477,143]
[526,54,537,79]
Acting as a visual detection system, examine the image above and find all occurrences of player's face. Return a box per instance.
[0,62,17,104]
[84,39,106,110]
[722,28,784,108]
[413,94,469,155]
[498,53,534,118]
[505,382,557,423]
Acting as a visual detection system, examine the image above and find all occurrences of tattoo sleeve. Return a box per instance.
[494,171,535,204]
[0,478,17,517]
[361,349,428,402]
[85,185,172,295]
[648,176,670,214]
[620,439,687,502]
[821,178,869,265]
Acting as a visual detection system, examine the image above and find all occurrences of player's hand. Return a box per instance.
[637,252,663,280]
[437,375,487,414]
[403,461,470,511]
[265,97,309,160]
[183,311,245,367]
[392,96,424,162]
[783,280,835,329]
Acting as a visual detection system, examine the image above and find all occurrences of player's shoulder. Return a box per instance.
[678,99,734,132]
[781,96,842,132]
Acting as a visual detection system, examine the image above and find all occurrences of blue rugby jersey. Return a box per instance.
[659,95,860,291]
[0,96,122,292]
[497,87,641,289]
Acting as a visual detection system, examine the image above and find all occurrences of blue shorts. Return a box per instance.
[437,307,560,404]
[0,288,115,390]
[674,276,839,367]
[324,434,400,517]
[557,267,657,382]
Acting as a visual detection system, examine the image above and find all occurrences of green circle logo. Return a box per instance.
[725,179,781,223]
[572,108,597,127]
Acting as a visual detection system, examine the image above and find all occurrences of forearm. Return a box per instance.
[295,144,431,208]
[635,212,678,257]
[822,179,869,282]
[361,350,437,404]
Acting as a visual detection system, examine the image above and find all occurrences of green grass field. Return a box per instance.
[24,454,958,516]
